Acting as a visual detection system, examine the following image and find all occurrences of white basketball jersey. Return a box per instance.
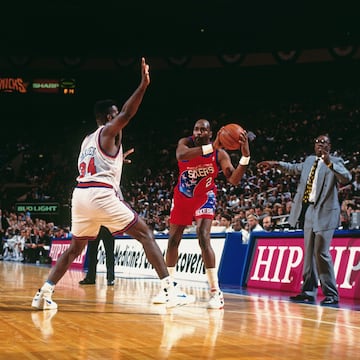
[76,126,123,193]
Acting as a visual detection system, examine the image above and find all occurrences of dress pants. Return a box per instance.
[301,205,338,299]
[85,226,115,282]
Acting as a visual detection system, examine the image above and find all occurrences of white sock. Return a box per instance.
[161,276,173,290]
[167,267,175,278]
[41,281,55,292]
[206,268,220,292]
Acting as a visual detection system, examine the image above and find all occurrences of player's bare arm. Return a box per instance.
[176,137,204,161]
[219,132,250,185]
[101,58,150,153]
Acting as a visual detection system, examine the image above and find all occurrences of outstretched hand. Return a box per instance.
[123,148,135,164]
[257,160,278,170]
[141,57,150,87]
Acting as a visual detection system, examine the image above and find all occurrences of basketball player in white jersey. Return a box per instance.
[32,58,187,310]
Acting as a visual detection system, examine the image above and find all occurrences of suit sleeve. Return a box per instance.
[330,157,352,185]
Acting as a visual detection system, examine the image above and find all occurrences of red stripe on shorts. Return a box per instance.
[76,181,113,189]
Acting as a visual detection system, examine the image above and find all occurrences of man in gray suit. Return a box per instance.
[257,134,352,306]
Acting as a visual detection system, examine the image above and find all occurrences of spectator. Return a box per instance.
[36,229,52,263]
[262,215,273,232]
[219,213,234,232]
[347,203,359,230]
[3,228,24,261]
[351,172,360,197]
[22,228,51,264]
[232,216,250,244]
[247,214,264,233]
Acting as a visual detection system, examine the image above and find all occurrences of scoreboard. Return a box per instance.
[0,77,76,95]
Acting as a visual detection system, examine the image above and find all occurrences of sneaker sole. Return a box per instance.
[166,296,196,308]
[207,298,225,310]
[177,295,196,305]
[154,294,196,305]
[43,296,58,309]
[207,304,225,310]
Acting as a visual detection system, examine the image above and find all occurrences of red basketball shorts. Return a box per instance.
[170,188,216,225]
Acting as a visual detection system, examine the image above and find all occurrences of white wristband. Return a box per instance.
[202,144,213,155]
[239,156,250,166]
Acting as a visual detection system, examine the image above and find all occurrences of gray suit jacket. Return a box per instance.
[278,155,352,231]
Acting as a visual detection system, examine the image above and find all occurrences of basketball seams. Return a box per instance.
[222,127,239,142]
[219,123,243,150]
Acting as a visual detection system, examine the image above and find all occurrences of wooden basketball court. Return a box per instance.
[1,261,359,359]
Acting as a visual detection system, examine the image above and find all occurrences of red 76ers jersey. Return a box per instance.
[177,150,219,198]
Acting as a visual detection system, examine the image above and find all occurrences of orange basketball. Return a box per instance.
[218,123,244,150]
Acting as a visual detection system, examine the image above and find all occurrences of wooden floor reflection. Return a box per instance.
[1,261,359,359]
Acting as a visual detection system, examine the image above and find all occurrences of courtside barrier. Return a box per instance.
[244,230,360,299]
[49,238,87,270]
[49,229,360,299]
[96,233,227,283]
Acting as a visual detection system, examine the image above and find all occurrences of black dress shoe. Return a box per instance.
[320,297,339,306]
[107,280,115,286]
[79,278,96,285]
[289,293,315,303]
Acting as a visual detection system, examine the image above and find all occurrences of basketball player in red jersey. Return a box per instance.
[153,119,250,309]
[32,58,187,310]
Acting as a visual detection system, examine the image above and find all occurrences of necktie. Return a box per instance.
[303,158,319,203]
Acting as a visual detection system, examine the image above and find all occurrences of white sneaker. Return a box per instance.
[166,287,195,308]
[207,290,224,309]
[32,283,58,310]
[153,283,195,306]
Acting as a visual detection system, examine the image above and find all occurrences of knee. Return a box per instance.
[198,239,211,251]
[68,243,86,257]
[196,222,211,237]
[168,236,181,249]
[197,228,210,245]
[135,227,155,245]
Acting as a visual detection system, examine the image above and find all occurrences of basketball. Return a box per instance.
[218,123,244,150]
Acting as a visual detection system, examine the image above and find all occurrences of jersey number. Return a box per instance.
[205,177,212,188]
[79,157,96,177]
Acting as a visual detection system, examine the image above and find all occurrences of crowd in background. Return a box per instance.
[0,208,71,263]
[120,95,360,235]
[1,89,360,261]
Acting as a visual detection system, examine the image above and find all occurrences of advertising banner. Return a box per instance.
[246,235,360,299]
[50,240,87,270]
[96,235,226,283]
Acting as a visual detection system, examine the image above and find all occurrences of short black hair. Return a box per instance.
[93,99,117,120]
[221,213,232,222]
